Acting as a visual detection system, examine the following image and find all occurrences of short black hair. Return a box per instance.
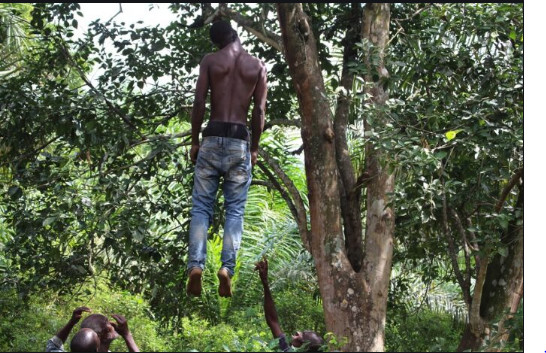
[80,314,109,338]
[210,20,237,45]
[70,328,100,352]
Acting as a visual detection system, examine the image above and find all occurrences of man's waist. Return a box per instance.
[203,121,249,141]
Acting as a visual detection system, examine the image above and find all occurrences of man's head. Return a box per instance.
[80,314,119,344]
[291,331,325,352]
[210,20,237,48]
[70,328,100,352]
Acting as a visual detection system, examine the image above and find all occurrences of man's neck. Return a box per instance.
[220,39,242,53]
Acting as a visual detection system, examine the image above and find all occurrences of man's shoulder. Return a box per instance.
[200,53,215,64]
[245,53,266,69]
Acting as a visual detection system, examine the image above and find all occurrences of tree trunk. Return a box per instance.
[277,3,393,351]
[361,4,394,351]
[457,183,524,351]
[334,3,364,273]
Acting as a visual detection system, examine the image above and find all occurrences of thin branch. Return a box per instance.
[220,6,282,52]
[130,129,192,149]
[258,149,310,250]
[264,118,301,131]
[495,167,523,213]
[105,3,123,25]
[251,179,275,189]
[256,160,300,236]
[441,173,471,306]
[57,40,142,137]
[449,207,473,291]
[0,136,61,167]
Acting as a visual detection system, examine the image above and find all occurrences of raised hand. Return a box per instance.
[110,314,130,337]
[254,257,268,282]
[71,306,91,323]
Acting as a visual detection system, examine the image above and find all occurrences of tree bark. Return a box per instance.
[361,4,394,351]
[457,182,524,351]
[277,3,393,351]
[334,3,364,273]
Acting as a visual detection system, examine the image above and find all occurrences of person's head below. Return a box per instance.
[210,20,238,48]
[80,314,119,345]
[70,328,100,352]
[291,331,325,352]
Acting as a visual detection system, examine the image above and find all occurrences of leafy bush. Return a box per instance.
[385,309,463,352]
[169,316,275,352]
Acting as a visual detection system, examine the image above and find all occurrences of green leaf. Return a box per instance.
[43,217,57,226]
[8,186,20,196]
[434,151,447,160]
[509,30,516,41]
[445,129,463,141]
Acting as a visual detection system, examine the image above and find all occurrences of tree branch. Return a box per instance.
[255,162,299,222]
[251,179,275,189]
[334,3,363,272]
[58,40,143,137]
[220,6,282,52]
[264,118,301,131]
[495,167,523,213]
[105,3,123,25]
[442,176,471,306]
[258,149,310,250]
[449,207,473,291]
[470,254,489,334]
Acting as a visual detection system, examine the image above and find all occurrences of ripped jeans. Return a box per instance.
[187,136,252,277]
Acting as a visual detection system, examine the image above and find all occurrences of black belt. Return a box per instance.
[202,121,250,141]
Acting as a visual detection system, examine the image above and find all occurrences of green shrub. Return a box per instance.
[385,309,463,352]
[169,316,274,352]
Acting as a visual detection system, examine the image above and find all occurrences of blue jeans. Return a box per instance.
[187,136,252,277]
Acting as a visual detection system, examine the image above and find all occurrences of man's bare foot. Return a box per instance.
[187,267,203,296]
[217,268,232,297]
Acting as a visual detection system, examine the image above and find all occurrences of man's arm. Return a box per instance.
[190,55,211,164]
[56,306,91,343]
[250,64,267,166]
[46,306,91,352]
[111,314,140,352]
[254,259,283,338]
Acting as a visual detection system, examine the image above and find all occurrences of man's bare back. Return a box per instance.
[191,34,267,166]
[205,39,265,125]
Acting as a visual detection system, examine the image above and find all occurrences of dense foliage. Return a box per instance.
[0,3,522,352]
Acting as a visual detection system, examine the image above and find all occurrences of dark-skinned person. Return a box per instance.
[46,306,139,352]
[46,306,99,352]
[186,19,267,298]
[80,313,140,352]
[255,258,325,352]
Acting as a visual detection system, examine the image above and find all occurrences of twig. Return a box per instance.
[495,168,523,213]
[105,3,123,25]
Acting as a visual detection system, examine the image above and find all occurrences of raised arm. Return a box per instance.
[250,64,267,166]
[190,55,211,164]
[56,306,91,343]
[111,314,140,352]
[46,306,91,352]
[254,259,283,338]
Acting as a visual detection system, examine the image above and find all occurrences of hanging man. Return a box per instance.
[186,20,267,297]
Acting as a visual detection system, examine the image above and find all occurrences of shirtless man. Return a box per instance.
[186,20,267,298]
